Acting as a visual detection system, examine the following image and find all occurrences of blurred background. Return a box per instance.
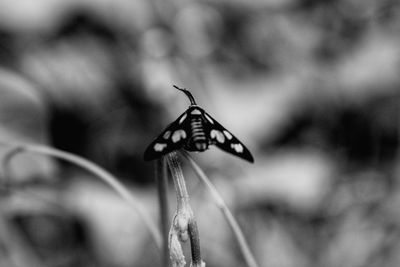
[0,0,400,266]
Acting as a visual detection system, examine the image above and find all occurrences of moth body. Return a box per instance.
[184,106,209,152]
[143,86,254,163]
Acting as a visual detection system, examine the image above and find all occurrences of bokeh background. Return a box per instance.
[1,0,400,266]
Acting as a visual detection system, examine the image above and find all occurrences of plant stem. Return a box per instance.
[188,218,203,267]
[166,152,204,267]
[0,142,162,249]
[181,151,259,267]
[167,152,189,202]
[156,158,170,266]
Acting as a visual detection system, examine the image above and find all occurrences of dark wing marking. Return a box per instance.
[203,111,254,163]
[143,110,190,161]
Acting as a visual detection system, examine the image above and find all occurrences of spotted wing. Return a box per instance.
[143,110,190,161]
[203,112,254,163]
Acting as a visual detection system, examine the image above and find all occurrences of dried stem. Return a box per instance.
[188,219,203,267]
[0,142,162,249]
[181,151,259,267]
[166,152,204,267]
[156,158,170,266]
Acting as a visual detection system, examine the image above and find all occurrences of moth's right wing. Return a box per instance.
[143,110,190,161]
[203,111,254,163]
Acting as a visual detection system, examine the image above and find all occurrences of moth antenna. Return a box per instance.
[173,85,197,105]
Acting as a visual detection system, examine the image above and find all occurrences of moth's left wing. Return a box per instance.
[203,111,254,163]
[143,110,190,161]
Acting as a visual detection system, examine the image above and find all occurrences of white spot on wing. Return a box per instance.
[231,143,243,153]
[223,130,233,140]
[191,109,202,115]
[210,129,225,143]
[179,113,187,124]
[154,143,167,152]
[172,130,187,143]
[204,114,214,124]
[163,131,171,139]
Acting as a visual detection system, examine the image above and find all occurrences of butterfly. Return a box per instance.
[143,85,254,163]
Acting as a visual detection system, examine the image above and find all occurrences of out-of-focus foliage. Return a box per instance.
[0,0,400,266]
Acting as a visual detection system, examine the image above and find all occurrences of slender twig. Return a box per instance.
[167,153,189,202]
[156,157,170,266]
[0,142,161,249]
[181,151,259,267]
[188,218,203,267]
[166,152,204,267]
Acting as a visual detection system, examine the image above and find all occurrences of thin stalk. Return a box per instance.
[188,218,203,267]
[0,142,161,249]
[156,157,170,266]
[166,152,204,267]
[167,152,189,203]
[181,151,259,267]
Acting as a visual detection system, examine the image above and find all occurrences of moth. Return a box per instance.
[143,85,254,163]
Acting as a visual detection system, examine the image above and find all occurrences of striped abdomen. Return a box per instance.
[186,117,208,151]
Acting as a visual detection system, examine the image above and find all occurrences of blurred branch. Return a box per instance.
[156,158,170,266]
[181,151,259,267]
[166,152,204,267]
[0,142,162,249]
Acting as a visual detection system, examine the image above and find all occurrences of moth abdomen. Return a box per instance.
[185,117,208,151]
[191,118,206,140]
